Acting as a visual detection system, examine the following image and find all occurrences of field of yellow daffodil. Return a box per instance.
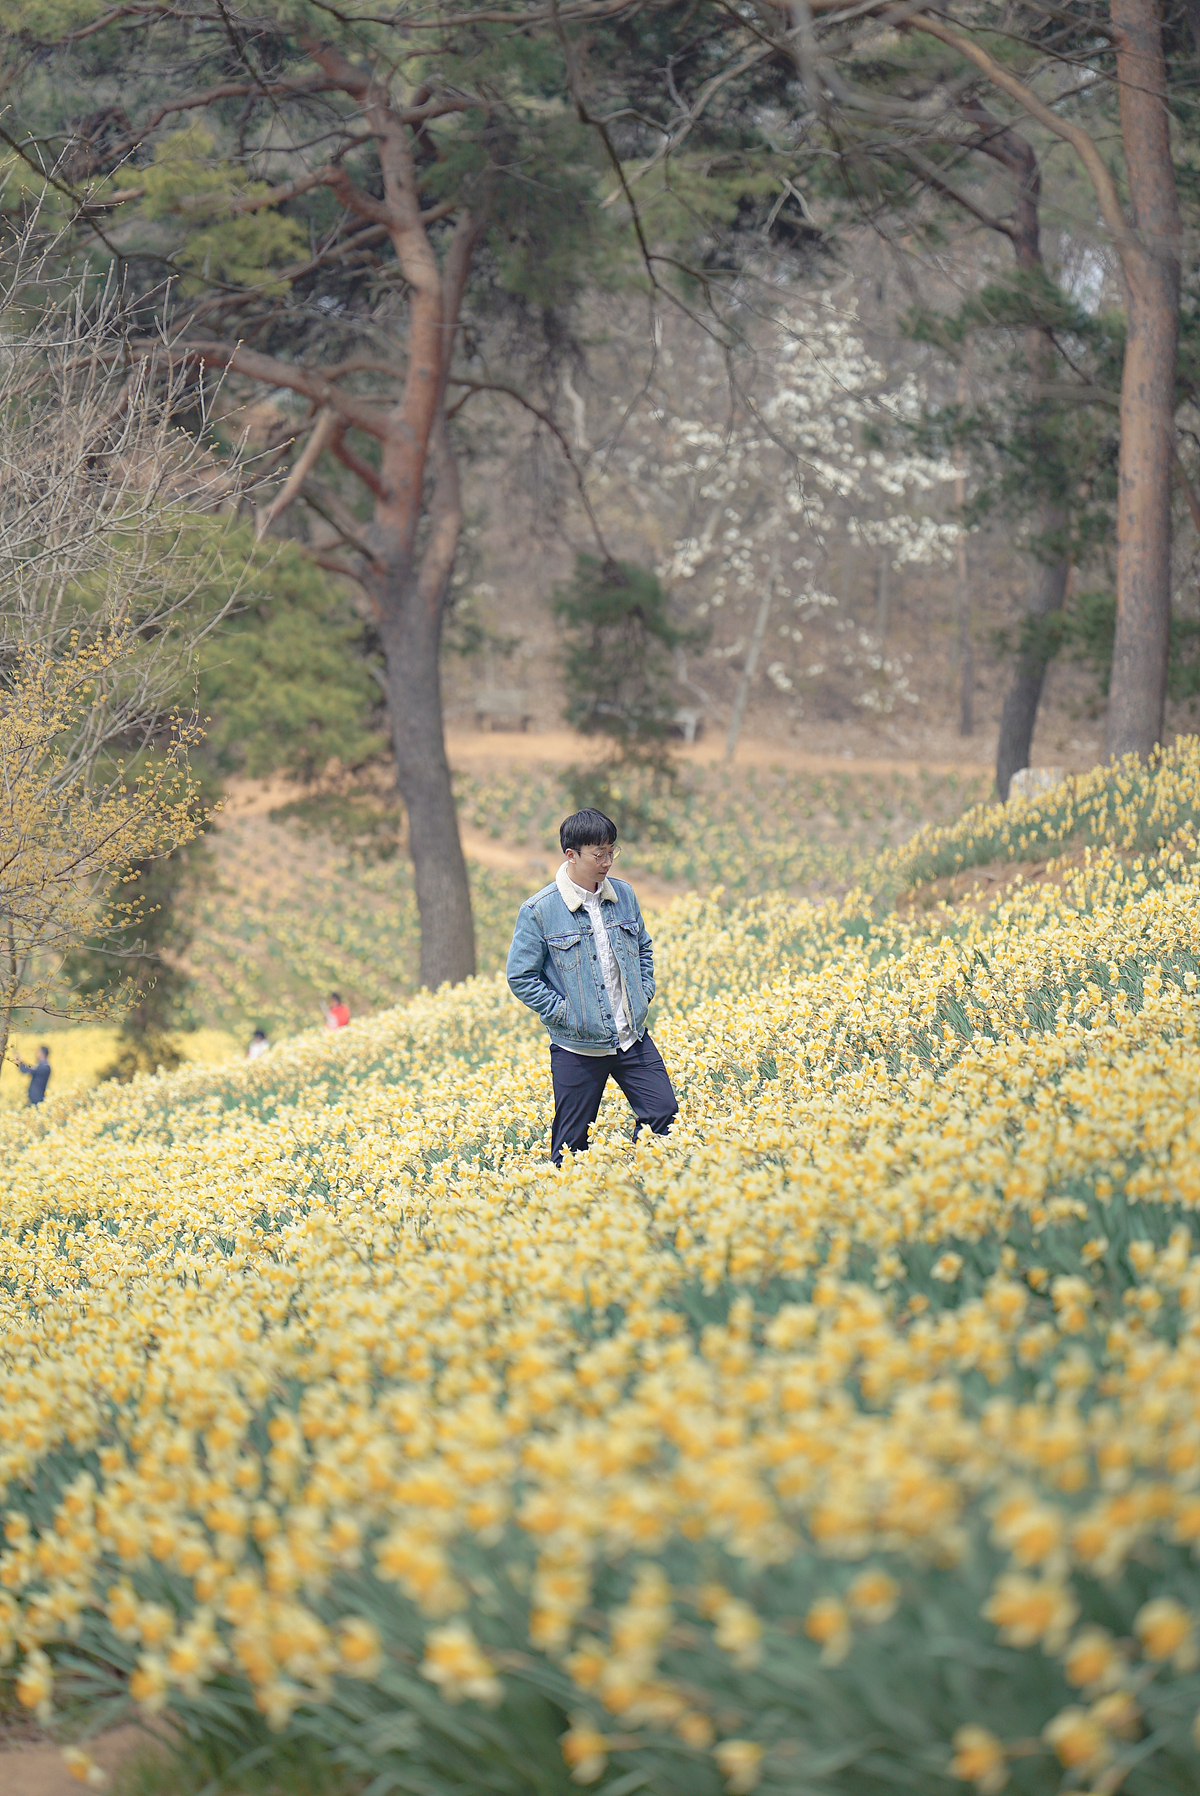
[182,759,984,1035]
[4,745,1200,1796]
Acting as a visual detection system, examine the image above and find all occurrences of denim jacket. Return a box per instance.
[507,863,656,1052]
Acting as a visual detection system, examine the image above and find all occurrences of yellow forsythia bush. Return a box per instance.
[4,749,1200,1795]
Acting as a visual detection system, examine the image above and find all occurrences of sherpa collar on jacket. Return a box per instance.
[556,862,617,911]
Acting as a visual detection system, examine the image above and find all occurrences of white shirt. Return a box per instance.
[563,871,636,1056]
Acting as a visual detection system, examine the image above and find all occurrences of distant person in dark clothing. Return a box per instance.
[18,1045,50,1105]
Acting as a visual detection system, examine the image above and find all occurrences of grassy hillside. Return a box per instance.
[4,756,986,1107]
[2,747,1200,1796]
[179,759,987,1037]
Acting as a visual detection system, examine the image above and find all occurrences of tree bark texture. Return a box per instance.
[378,569,475,990]
[897,11,1181,769]
[278,45,484,986]
[996,329,1069,798]
[329,51,479,985]
[957,109,1071,795]
[1105,0,1182,761]
[995,546,1068,797]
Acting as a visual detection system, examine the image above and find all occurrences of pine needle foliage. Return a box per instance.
[552,554,704,839]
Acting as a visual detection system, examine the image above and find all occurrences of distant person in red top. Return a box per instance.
[325,992,350,1030]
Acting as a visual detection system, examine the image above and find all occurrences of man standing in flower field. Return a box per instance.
[507,807,678,1164]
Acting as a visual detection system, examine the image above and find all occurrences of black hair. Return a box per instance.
[37,1044,49,1057]
[330,992,342,1004]
[560,808,617,853]
[251,1029,267,1040]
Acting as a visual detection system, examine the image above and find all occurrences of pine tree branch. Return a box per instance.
[548,0,662,295]
[328,424,388,501]
[139,340,390,439]
[896,12,1135,257]
[599,37,774,207]
[900,146,1016,239]
[255,409,338,540]
[304,0,641,25]
[106,75,345,163]
[448,378,614,565]
[299,483,381,564]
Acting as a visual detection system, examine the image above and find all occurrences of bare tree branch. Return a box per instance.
[896,11,1136,256]
[255,408,338,540]
[448,377,615,564]
[140,339,390,439]
[900,146,1017,238]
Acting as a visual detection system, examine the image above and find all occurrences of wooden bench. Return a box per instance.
[474,689,532,732]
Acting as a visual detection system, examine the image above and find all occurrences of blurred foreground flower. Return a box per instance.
[561,1719,608,1784]
[1065,1627,1126,1691]
[420,1621,502,1705]
[337,1616,384,1679]
[1043,1706,1109,1773]
[62,1748,108,1789]
[804,1595,852,1663]
[950,1724,1007,1793]
[1135,1598,1198,1670]
[847,1568,899,1624]
[713,1738,764,1793]
[16,1647,53,1722]
[983,1574,1077,1651]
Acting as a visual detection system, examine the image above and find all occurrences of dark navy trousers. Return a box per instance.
[549,1033,678,1165]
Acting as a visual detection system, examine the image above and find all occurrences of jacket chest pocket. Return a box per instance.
[547,931,585,973]
[614,919,641,963]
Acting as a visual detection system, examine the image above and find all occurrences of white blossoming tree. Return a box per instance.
[591,293,961,727]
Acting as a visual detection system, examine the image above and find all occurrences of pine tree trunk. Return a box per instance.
[379,579,475,990]
[370,399,478,990]
[954,114,1073,797]
[996,529,1068,798]
[1105,0,1182,761]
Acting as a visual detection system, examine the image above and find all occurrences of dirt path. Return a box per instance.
[0,1724,145,1795]
[444,727,994,779]
[455,823,689,910]
[216,727,994,908]
[217,772,693,909]
[215,730,997,833]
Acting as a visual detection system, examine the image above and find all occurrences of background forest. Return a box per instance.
[0,0,1197,1051]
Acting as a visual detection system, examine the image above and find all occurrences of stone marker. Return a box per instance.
[1009,766,1064,802]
